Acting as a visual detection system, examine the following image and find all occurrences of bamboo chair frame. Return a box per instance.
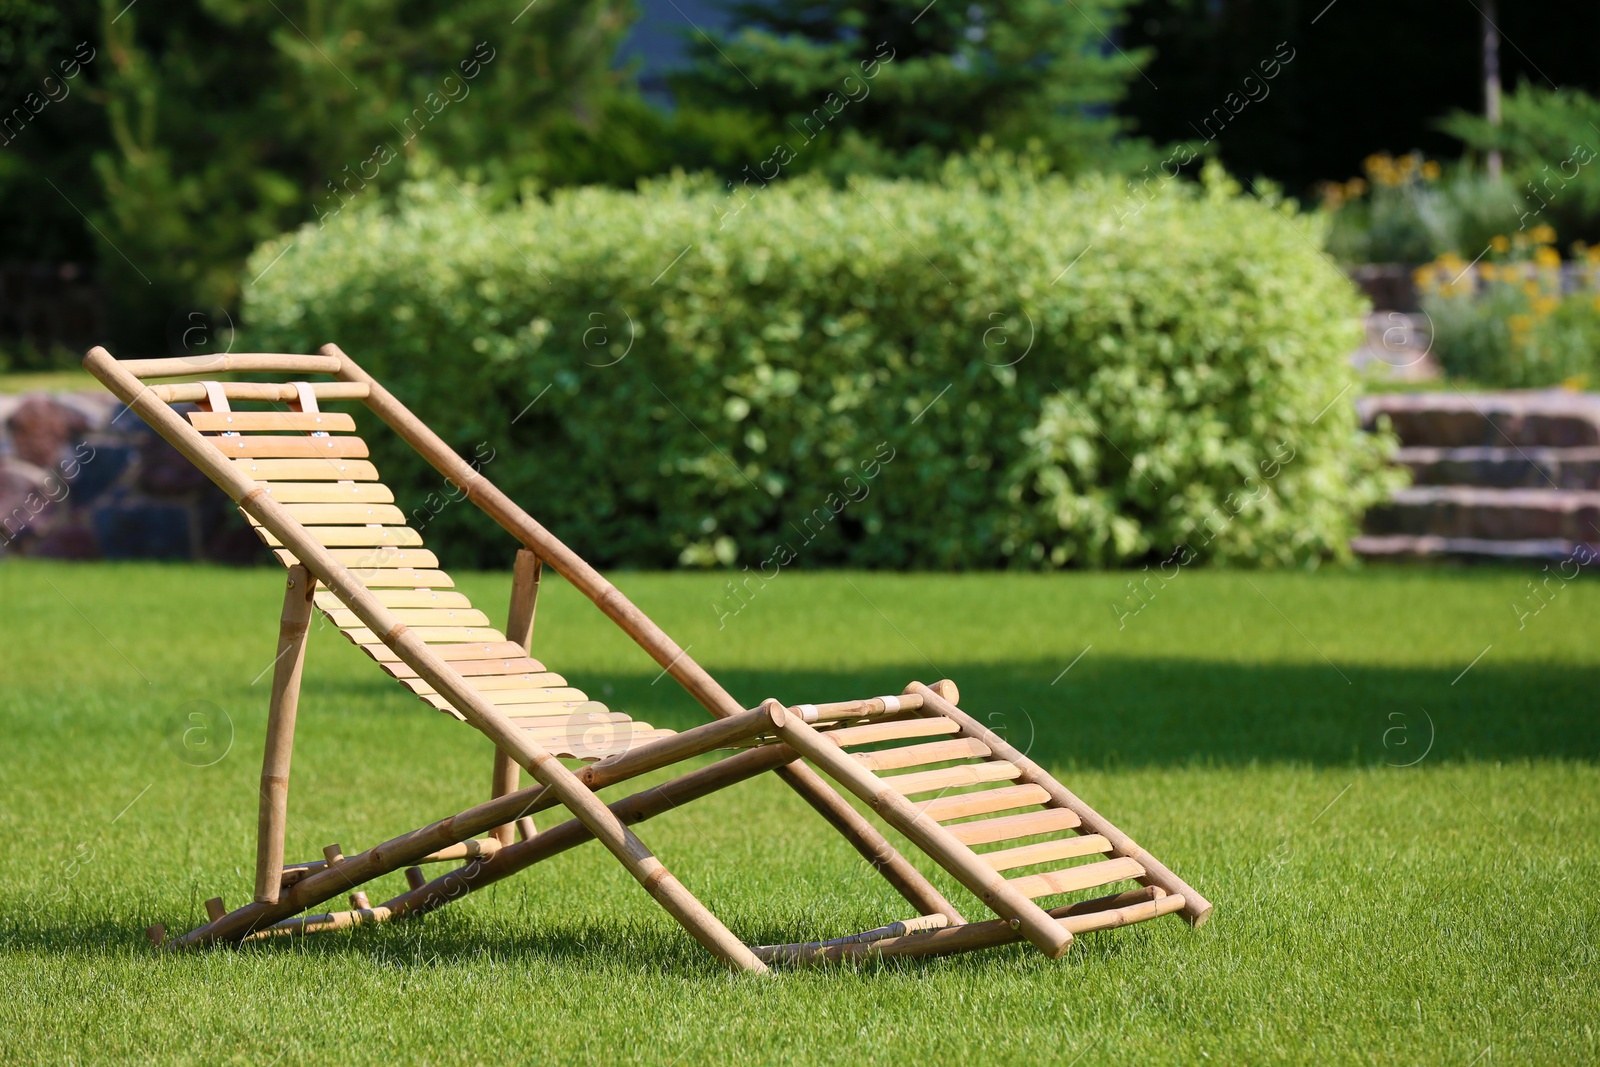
[85,344,1212,971]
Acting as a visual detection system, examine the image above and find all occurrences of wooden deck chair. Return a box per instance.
[86,345,1212,971]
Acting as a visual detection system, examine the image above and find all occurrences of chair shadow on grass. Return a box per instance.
[6,906,1162,975]
[597,657,1600,769]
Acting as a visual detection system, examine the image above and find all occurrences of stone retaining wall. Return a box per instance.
[0,391,260,562]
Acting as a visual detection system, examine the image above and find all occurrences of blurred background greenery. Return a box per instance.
[6,0,1600,368]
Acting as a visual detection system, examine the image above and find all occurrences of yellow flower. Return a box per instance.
[1584,245,1600,264]
[1563,374,1589,391]
[1344,177,1368,198]
[1530,224,1557,245]
[1508,313,1534,335]
[1533,295,1560,316]
[1592,294,1600,313]
[1535,246,1562,269]
[1479,263,1499,282]
[1364,153,1400,187]
[1490,235,1510,253]
[1421,160,1441,180]
[1522,280,1542,298]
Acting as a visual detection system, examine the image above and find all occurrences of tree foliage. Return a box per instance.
[1,0,638,349]
[670,0,1152,178]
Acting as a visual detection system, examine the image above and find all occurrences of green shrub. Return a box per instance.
[242,161,1395,570]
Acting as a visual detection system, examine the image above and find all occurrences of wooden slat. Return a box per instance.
[916,784,1052,822]
[1007,856,1146,899]
[824,717,960,748]
[378,655,544,678]
[189,411,356,432]
[418,687,588,711]
[327,608,490,629]
[259,526,423,548]
[233,458,379,481]
[852,737,990,771]
[527,723,659,744]
[506,710,630,729]
[209,435,369,459]
[316,589,470,610]
[946,807,1081,846]
[979,834,1111,872]
[879,760,1020,796]
[274,503,406,524]
[358,640,523,662]
[341,623,501,644]
[340,568,453,589]
[552,732,678,762]
[259,482,395,503]
[400,672,564,694]
[273,547,438,569]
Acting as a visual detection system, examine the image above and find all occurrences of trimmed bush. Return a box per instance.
[242,162,1395,570]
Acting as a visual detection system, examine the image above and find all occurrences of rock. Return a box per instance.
[91,500,195,559]
[33,518,101,560]
[1359,391,1600,448]
[0,458,54,546]
[1364,487,1600,542]
[7,395,89,468]
[1396,446,1600,490]
[137,432,212,495]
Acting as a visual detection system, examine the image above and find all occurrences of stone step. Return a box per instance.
[1359,391,1600,448]
[1363,487,1600,542]
[1396,446,1600,490]
[1353,534,1598,566]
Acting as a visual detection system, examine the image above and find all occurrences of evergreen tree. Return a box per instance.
[670,0,1151,177]
[0,0,640,350]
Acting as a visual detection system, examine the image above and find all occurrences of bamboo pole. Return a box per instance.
[492,549,542,845]
[418,838,502,863]
[328,344,958,923]
[254,565,316,904]
[519,702,788,816]
[165,713,793,948]
[755,888,1184,965]
[225,745,799,944]
[382,745,799,922]
[906,680,1214,927]
[793,693,925,723]
[85,347,765,974]
[121,354,344,379]
[769,709,1069,958]
[147,381,369,404]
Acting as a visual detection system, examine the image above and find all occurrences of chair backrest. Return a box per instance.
[83,347,668,758]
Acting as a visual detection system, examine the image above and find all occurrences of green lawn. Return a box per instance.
[1,561,1595,1064]
[0,368,99,394]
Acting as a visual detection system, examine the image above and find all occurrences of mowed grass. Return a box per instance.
[1,560,1596,1065]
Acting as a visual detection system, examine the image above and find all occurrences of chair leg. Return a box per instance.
[491,548,542,846]
[255,565,316,905]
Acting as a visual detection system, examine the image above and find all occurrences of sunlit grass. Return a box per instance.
[1,561,1595,1064]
